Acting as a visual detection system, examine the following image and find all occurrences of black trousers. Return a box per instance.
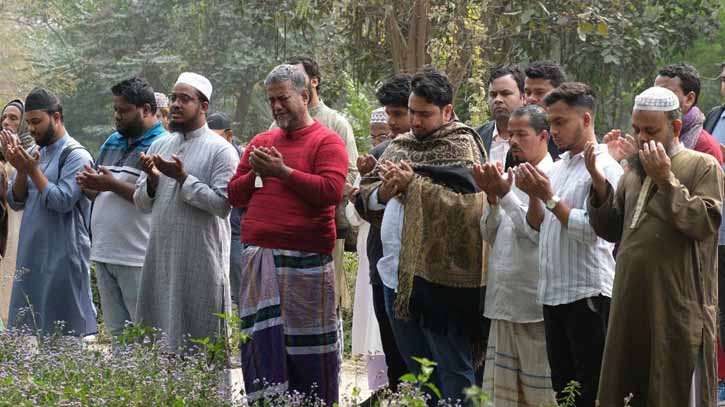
[543,295,610,407]
[371,282,407,392]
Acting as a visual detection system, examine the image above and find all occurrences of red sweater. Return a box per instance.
[228,120,348,254]
[694,128,723,165]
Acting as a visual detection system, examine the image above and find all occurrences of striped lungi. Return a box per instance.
[483,319,556,407]
[239,245,339,406]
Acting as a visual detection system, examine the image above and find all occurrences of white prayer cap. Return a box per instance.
[175,72,212,101]
[154,92,168,109]
[633,86,679,112]
[370,107,389,124]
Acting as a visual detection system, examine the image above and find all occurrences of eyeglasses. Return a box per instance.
[168,93,198,104]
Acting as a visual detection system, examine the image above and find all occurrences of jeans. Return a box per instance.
[230,238,244,307]
[383,286,475,403]
[372,282,407,391]
[95,262,142,338]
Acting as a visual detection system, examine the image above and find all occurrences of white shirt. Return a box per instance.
[537,144,623,306]
[369,189,404,291]
[489,124,510,166]
[481,154,554,322]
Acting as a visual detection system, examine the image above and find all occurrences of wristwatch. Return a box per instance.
[545,195,561,211]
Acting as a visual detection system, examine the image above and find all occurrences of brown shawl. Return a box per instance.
[359,121,488,337]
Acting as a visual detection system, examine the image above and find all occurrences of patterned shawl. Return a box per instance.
[680,106,705,150]
[359,121,488,338]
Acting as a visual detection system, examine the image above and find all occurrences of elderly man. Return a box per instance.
[133,72,239,351]
[474,105,556,406]
[4,88,96,336]
[228,64,348,405]
[588,86,723,407]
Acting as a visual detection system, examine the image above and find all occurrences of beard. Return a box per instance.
[169,105,201,133]
[117,112,144,139]
[556,125,583,153]
[274,109,300,131]
[629,130,676,181]
[35,121,56,147]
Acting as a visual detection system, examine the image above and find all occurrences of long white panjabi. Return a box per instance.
[348,175,386,390]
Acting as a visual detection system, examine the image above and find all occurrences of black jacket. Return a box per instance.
[704,105,725,135]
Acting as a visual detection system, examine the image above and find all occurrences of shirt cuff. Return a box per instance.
[368,188,386,210]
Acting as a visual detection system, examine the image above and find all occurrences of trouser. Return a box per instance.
[718,246,725,351]
[94,262,142,338]
[543,295,610,407]
[371,282,407,392]
[229,239,243,308]
[383,286,475,403]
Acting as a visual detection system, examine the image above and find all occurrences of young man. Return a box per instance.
[353,74,411,398]
[359,66,487,402]
[229,64,348,405]
[76,77,167,339]
[4,88,96,336]
[515,83,623,406]
[133,72,239,352]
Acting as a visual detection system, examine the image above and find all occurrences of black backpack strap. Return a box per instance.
[58,144,92,178]
[57,143,94,236]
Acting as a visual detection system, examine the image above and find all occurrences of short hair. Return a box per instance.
[376,74,412,108]
[486,65,525,94]
[286,55,321,91]
[111,77,157,114]
[264,64,308,94]
[525,61,567,87]
[511,104,549,134]
[543,82,597,115]
[410,66,453,108]
[665,108,682,122]
[658,63,701,106]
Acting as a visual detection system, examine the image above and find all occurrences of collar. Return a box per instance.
[41,133,70,156]
[535,153,555,172]
[112,122,165,146]
[559,142,605,162]
[669,140,685,157]
[719,108,725,120]
[282,119,322,140]
[181,123,209,140]
[309,100,327,117]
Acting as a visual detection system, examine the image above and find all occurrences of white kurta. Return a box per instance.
[134,124,239,351]
[348,198,383,356]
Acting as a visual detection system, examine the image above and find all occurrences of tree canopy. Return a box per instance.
[1,0,722,153]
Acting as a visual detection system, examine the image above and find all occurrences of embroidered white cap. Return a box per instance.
[175,72,213,101]
[634,86,679,112]
[370,107,389,124]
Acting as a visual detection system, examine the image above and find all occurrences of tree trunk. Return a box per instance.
[233,81,255,140]
[385,2,407,73]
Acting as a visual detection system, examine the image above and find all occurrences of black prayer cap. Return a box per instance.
[207,112,231,130]
[25,87,61,112]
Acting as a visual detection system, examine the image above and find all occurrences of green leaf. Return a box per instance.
[400,373,417,383]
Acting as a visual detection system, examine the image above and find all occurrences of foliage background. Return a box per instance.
[0,0,723,154]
